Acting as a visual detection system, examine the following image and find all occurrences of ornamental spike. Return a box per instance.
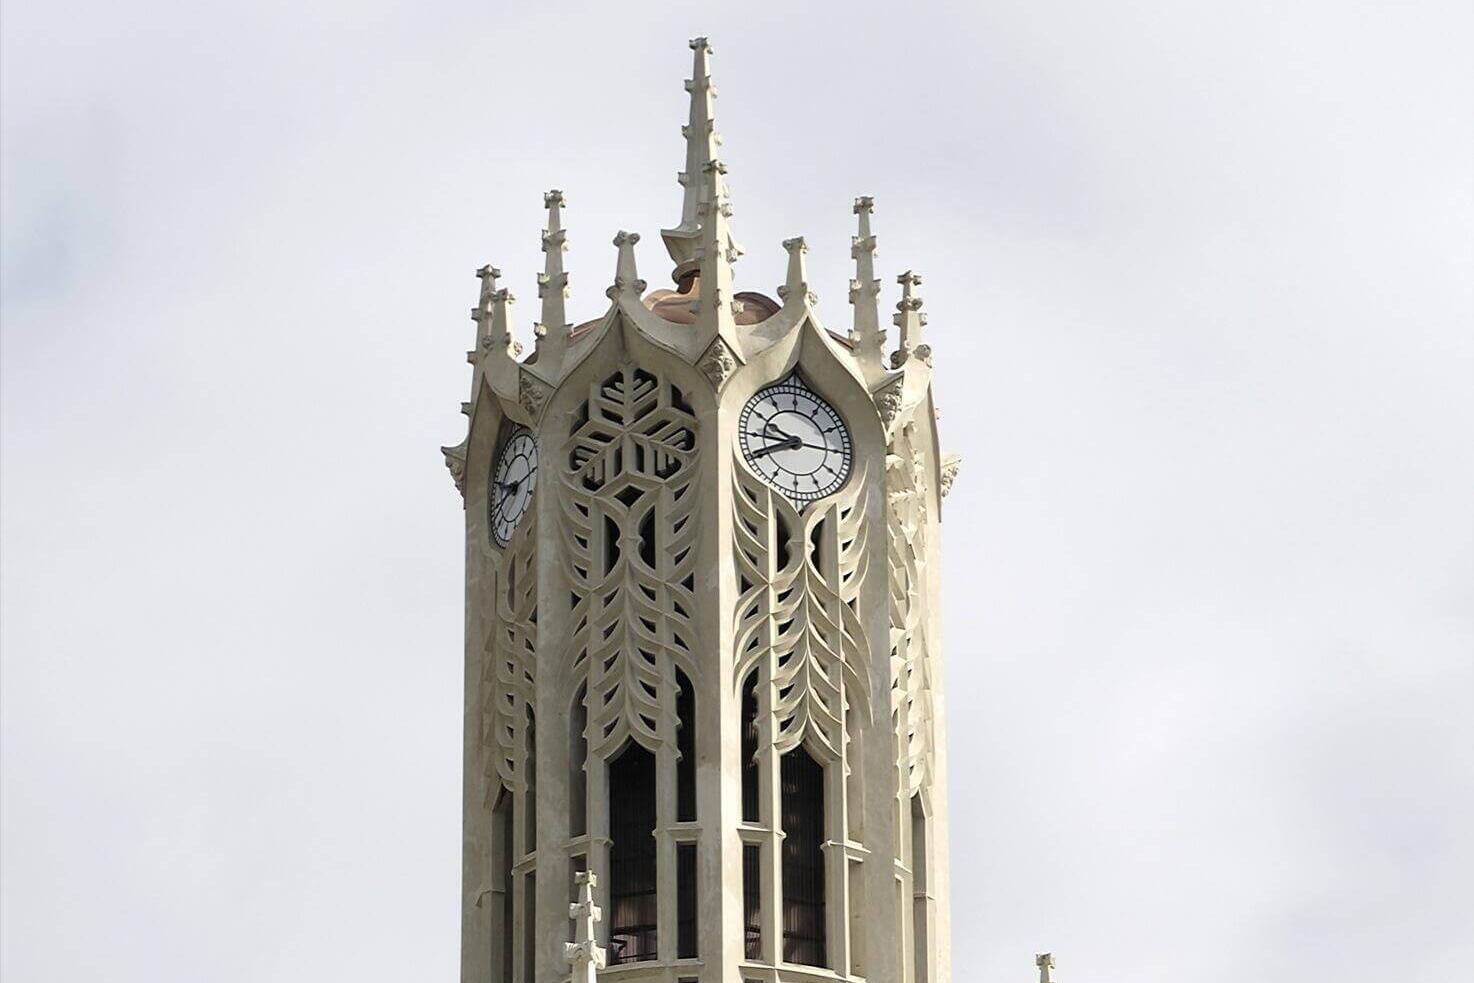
[469,265,501,363]
[565,871,606,983]
[607,230,646,300]
[661,37,741,282]
[692,157,741,328]
[892,270,930,367]
[534,190,570,363]
[848,197,885,359]
[488,286,520,360]
[776,235,817,308]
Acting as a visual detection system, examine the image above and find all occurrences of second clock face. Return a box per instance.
[490,429,538,546]
[739,376,853,506]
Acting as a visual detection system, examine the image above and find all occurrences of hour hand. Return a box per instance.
[749,435,801,459]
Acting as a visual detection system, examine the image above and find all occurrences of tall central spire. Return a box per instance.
[661,36,741,284]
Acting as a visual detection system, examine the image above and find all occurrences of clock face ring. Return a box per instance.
[738,376,853,505]
[490,430,538,546]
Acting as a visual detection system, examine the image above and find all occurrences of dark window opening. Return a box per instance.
[743,843,763,960]
[603,515,621,574]
[911,793,930,983]
[781,747,827,967]
[522,873,536,983]
[637,508,657,568]
[676,843,698,959]
[524,707,537,854]
[570,686,588,837]
[609,744,658,963]
[741,673,760,823]
[492,788,513,982]
[676,670,697,822]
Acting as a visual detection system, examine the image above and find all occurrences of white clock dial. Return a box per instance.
[489,430,538,546]
[738,376,853,505]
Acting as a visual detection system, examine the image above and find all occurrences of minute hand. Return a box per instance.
[749,436,802,459]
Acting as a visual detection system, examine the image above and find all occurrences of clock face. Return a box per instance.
[738,376,853,505]
[489,429,538,546]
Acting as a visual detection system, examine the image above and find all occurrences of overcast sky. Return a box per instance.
[2,2,1471,981]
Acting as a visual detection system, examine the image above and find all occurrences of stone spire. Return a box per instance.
[488,281,520,361]
[564,871,606,983]
[608,230,645,301]
[892,270,929,367]
[690,155,741,334]
[534,190,571,364]
[776,236,816,309]
[1036,953,1056,983]
[470,264,500,361]
[848,197,884,361]
[661,37,741,283]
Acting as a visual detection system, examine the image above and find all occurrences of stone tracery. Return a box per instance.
[563,363,701,759]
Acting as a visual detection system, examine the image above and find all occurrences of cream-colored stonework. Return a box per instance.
[444,37,957,983]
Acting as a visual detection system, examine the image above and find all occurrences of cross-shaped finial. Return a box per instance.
[1036,952,1055,983]
[565,871,605,983]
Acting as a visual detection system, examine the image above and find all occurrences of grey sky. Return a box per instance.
[2,2,1470,980]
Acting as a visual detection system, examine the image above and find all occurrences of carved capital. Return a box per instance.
[519,371,549,418]
[441,442,467,500]
[875,380,905,427]
[939,454,961,498]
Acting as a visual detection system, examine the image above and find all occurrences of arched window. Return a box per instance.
[608,743,657,963]
[781,746,827,967]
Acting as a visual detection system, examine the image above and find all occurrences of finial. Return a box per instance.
[661,37,741,282]
[776,236,817,308]
[565,871,606,983]
[1036,953,1055,983]
[848,196,884,360]
[476,264,500,316]
[607,231,646,300]
[487,286,520,360]
[469,265,505,363]
[535,190,570,362]
[892,270,930,367]
[691,157,741,327]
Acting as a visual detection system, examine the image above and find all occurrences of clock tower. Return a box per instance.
[443,38,960,983]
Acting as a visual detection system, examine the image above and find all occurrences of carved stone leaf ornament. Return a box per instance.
[563,364,701,759]
[483,507,537,794]
[887,422,935,795]
[732,467,870,759]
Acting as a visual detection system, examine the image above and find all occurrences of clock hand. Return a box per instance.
[747,432,835,454]
[749,436,802,459]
